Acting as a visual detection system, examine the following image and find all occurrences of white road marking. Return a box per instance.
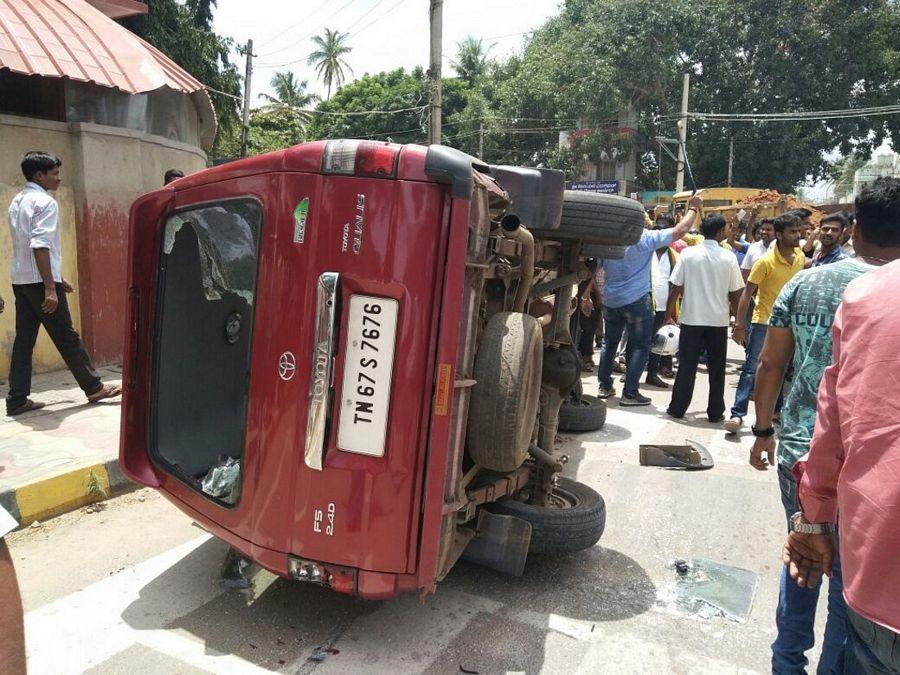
[24,535,270,674]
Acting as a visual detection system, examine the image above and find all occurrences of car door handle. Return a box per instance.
[304,272,339,471]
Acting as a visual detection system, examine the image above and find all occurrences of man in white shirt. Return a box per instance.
[666,214,745,421]
[741,218,776,281]
[646,238,678,388]
[6,152,120,415]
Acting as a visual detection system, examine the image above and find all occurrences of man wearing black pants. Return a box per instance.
[6,151,120,415]
[646,227,678,387]
[666,214,745,422]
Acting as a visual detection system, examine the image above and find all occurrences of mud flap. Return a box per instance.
[461,510,532,577]
[219,547,252,589]
[639,440,714,470]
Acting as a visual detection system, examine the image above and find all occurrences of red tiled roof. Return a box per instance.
[0,0,204,95]
[85,0,147,20]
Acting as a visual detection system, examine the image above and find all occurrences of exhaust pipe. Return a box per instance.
[500,214,535,313]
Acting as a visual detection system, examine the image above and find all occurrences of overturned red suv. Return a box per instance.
[121,140,645,599]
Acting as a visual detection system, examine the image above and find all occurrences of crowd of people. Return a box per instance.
[576,178,900,673]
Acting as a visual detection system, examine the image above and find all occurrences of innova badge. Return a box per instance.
[293,198,309,244]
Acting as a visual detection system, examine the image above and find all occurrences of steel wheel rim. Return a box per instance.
[545,483,582,510]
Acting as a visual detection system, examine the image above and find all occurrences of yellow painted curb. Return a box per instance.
[15,463,110,525]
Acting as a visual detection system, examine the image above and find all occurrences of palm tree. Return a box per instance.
[453,36,492,84]
[260,72,319,109]
[830,153,867,202]
[258,71,319,126]
[307,28,353,99]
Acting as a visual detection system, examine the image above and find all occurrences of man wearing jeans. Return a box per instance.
[752,257,877,672]
[6,151,120,415]
[596,194,701,406]
[783,183,900,673]
[724,213,804,434]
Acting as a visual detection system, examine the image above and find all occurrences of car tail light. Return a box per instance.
[288,556,357,594]
[322,140,399,178]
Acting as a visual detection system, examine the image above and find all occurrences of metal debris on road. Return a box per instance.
[639,440,714,470]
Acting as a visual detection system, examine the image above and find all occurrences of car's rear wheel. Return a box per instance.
[467,312,543,472]
[529,191,645,245]
[486,477,606,554]
[558,394,607,433]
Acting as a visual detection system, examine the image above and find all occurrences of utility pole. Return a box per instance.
[675,72,690,193]
[727,137,734,187]
[427,0,443,146]
[657,139,662,193]
[478,121,484,157]
[240,39,253,158]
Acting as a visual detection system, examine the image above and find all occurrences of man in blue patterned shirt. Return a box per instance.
[749,178,900,673]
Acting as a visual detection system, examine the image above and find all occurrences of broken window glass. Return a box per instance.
[163,203,259,305]
[153,199,262,504]
[667,558,758,623]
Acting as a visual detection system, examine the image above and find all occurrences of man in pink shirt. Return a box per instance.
[785,180,900,673]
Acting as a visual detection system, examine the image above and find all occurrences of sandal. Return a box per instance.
[87,384,122,403]
[7,399,46,416]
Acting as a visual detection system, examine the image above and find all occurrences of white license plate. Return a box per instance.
[337,295,399,457]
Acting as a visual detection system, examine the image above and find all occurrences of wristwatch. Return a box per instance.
[790,512,836,535]
[751,424,775,437]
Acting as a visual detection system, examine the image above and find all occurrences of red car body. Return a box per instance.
[121,141,488,598]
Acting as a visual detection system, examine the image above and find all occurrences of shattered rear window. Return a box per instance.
[163,203,259,306]
[152,199,263,506]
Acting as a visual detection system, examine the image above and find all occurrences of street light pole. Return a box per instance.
[427,0,443,146]
[240,39,253,158]
[728,137,734,187]
[675,73,690,193]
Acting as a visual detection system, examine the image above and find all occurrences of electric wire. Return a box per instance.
[254,0,332,56]
[255,0,357,61]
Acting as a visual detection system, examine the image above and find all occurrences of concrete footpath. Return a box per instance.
[0,365,126,527]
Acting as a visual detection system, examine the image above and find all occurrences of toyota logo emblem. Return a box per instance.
[278,351,296,381]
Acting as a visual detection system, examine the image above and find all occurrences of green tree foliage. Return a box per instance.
[308,29,354,99]
[185,0,216,29]
[261,71,319,110]
[214,104,308,159]
[500,0,900,191]
[121,0,240,153]
[453,37,492,85]
[305,68,469,145]
[828,154,869,201]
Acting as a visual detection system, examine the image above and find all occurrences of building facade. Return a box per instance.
[0,0,215,373]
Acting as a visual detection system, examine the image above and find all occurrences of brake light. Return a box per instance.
[322,140,399,178]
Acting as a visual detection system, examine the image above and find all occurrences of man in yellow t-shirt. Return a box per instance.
[724,213,805,434]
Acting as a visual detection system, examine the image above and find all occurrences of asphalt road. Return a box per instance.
[9,349,829,674]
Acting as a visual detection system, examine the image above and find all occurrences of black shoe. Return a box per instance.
[666,409,684,419]
[7,398,46,416]
[708,415,725,423]
[621,393,652,407]
[645,374,670,389]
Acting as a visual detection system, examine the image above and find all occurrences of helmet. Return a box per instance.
[651,324,680,356]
